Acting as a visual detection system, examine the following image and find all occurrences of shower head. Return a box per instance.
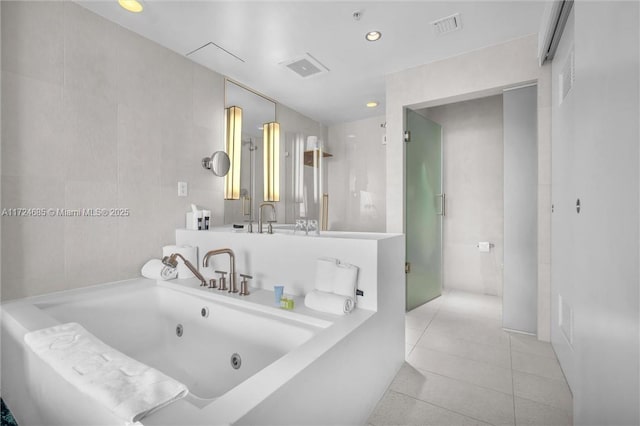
[162,254,178,269]
[161,253,207,287]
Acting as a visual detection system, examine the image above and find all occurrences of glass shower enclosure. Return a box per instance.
[405,108,444,311]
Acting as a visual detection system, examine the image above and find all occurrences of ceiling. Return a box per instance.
[77,1,545,126]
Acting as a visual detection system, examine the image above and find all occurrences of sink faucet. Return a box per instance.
[162,253,207,286]
[202,248,237,293]
[258,202,276,234]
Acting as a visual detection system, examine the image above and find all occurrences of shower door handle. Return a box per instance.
[436,193,446,216]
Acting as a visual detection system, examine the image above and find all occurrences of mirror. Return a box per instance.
[284,133,329,227]
[223,80,276,225]
[202,151,230,177]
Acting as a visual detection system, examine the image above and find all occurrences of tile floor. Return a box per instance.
[368,290,573,426]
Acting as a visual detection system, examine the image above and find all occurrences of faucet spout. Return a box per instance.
[162,253,206,286]
[258,203,276,234]
[202,248,237,293]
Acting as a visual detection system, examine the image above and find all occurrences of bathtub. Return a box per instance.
[1,275,403,425]
[36,281,327,401]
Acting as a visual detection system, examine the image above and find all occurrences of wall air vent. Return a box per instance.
[560,48,575,104]
[281,53,329,78]
[431,13,461,35]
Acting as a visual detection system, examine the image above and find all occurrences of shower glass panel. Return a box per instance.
[405,109,443,311]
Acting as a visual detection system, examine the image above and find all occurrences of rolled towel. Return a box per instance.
[315,257,338,293]
[141,259,177,281]
[24,323,188,423]
[162,245,197,278]
[334,262,359,299]
[304,290,355,315]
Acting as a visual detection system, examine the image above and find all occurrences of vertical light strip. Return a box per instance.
[293,134,304,202]
[318,142,323,214]
[313,145,318,202]
[263,122,280,202]
[224,106,242,200]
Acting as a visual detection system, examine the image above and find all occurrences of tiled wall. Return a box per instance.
[327,115,386,232]
[420,96,504,297]
[1,1,225,299]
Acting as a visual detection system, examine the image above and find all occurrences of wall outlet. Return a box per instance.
[178,181,188,197]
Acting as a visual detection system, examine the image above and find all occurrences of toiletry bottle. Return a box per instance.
[197,211,203,230]
[203,210,211,230]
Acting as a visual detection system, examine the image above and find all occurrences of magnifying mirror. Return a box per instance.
[202,151,231,177]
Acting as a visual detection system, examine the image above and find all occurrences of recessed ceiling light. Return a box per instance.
[118,0,143,13]
[365,31,382,42]
[366,101,379,108]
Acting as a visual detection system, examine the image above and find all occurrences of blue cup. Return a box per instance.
[274,286,284,305]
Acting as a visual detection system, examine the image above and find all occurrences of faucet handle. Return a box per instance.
[239,274,252,296]
[214,270,228,291]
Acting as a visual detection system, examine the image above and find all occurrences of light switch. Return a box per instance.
[178,181,188,197]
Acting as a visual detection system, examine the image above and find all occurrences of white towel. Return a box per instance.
[315,257,338,293]
[162,245,197,279]
[304,290,354,315]
[24,323,188,423]
[141,259,177,281]
[334,263,359,299]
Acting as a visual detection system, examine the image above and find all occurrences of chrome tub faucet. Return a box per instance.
[202,248,237,293]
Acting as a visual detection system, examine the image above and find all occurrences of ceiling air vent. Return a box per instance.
[281,53,329,79]
[431,13,461,35]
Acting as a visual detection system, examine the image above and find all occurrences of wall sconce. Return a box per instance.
[224,106,242,200]
[293,134,305,203]
[263,122,280,202]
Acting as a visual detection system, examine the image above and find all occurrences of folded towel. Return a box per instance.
[24,323,188,423]
[141,259,177,280]
[304,290,354,315]
[333,263,359,299]
[315,257,338,293]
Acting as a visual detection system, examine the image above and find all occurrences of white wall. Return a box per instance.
[550,7,576,390]
[327,115,386,232]
[1,2,227,300]
[386,34,553,341]
[419,96,504,297]
[550,2,639,424]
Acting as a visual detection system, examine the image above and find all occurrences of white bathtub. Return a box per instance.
[37,282,326,401]
[1,276,402,425]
